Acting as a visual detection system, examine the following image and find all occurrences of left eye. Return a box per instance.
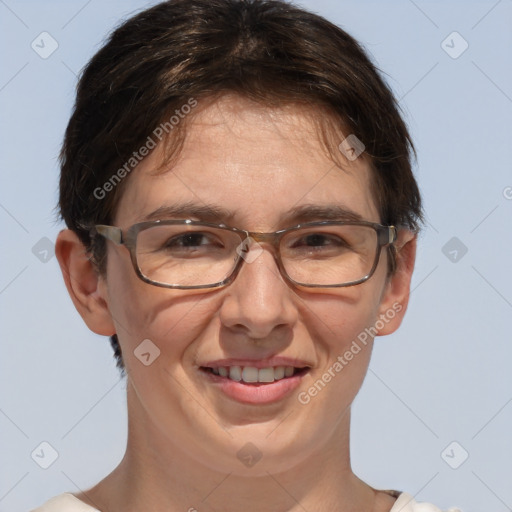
[303,234,336,246]
[291,233,348,249]
[166,233,213,248]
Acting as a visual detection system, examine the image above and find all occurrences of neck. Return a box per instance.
[79,385,379,512]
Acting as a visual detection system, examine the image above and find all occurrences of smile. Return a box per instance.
[203,365,308,383]
[199,362,311,404]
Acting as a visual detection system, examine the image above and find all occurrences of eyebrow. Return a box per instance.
[282,204,364,224]
[141,201,364,226]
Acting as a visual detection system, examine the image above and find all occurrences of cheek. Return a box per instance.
[105,248,218,369]
[104,250,149,342]
[298,283,385,397]
[303,279,384,344]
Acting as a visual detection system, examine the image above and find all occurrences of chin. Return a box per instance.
[188,425,319,477]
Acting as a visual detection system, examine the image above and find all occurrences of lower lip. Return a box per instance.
[200,369,307,405]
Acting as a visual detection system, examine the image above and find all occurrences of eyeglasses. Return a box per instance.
[90,219,396,289]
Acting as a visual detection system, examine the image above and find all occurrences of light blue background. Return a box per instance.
[1,1,511,511]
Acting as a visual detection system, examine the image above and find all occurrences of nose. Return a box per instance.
[218,243,298,340]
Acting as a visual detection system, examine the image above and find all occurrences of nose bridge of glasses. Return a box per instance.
[230,231,284,277]
[245,230,281,245]
[232,230,288,287]
[239,231,285,260]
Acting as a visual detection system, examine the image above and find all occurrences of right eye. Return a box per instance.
[158,231,226,253]
[164,232,214,249]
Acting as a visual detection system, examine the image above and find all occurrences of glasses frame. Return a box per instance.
[90,219,397,290]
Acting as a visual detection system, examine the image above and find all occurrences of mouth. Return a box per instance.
[198,361,311,404]
[200,365,309,383]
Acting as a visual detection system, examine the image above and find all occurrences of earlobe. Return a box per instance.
[55,229,116,336]
[374,229,417,336]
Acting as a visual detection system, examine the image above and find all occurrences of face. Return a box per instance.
[92,95,410,475]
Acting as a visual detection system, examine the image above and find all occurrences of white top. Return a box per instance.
[31,491,462,511]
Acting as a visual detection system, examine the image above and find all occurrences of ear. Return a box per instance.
[55,229,116,336]
[374,229,417,336]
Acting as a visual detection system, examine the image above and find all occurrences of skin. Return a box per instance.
[56,95,416,512]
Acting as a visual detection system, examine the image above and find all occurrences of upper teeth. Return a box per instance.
[211,366,296,383]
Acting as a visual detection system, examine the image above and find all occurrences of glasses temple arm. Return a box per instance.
[94,225,123,245]
[380,225,397,246]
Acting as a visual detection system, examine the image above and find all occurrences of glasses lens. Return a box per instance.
[135,224,241,287]
[280,224,379,286]
[133,222,380,288]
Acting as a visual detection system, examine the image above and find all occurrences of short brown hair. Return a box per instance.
[59,0,423,369]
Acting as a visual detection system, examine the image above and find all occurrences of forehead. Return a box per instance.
[114,95,380,229]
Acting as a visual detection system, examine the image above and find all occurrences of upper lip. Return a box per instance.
[200,357,312,369]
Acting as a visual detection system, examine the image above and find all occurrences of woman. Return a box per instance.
[34,0,460,510]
